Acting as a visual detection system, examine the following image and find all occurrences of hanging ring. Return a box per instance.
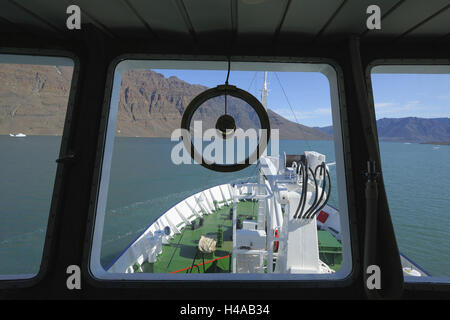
[180,84,271,172]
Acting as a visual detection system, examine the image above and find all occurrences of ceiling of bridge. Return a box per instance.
[0,0,449,45]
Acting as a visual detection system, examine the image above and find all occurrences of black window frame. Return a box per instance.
[365,58,450,286]
[81,54,360,289]
[0,48,80,289]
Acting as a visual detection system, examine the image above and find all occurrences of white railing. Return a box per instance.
[107,183,237,273]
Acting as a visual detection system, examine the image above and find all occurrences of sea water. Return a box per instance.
[0,136,449,277]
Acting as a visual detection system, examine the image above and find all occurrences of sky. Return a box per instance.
[371,73,450,120]
[154,69,333,127]
[152,68,450,128]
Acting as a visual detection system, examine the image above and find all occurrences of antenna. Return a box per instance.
[261,71,268,109]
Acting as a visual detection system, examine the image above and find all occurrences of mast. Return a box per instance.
[261,71,268,109]
[258,72,268,233]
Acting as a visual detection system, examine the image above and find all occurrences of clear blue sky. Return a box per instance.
[154,69,333,127]
[152,68,450,127]
[371,74,450,120]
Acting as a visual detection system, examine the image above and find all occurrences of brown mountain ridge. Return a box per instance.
[0,65,331,140]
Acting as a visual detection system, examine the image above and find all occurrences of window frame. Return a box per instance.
[365,58,450,286]
[83,54,359,287]
[0,49,80,287]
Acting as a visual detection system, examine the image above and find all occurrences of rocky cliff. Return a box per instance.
[0,65,331,140]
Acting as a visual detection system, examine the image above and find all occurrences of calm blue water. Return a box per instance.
[0,136,449,277]
[0,136,58,274]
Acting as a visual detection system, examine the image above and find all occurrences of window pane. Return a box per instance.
[91,60,351,280]
[371,65,450,279]
[0,55,74,277]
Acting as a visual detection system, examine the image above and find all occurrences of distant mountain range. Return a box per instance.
[0,66,330,140]
[2,64,448,144]
[0,64,73,135]
[117,69,330,140]
[317,117,450,144]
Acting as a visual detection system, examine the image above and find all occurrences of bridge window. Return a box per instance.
[89,59,352,281]
[370,64,450,282]
[0,54,75,279]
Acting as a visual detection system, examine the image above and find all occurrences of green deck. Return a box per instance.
[318,230,342,271]
[137,201,342,273]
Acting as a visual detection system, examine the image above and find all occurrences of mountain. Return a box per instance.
[317,117,450,143]
[116,69,330,140]
[315,125,333,137]
[0,64,73,135]
[267,109,331,140]
[0,66,330,140]
[376,117,450,143]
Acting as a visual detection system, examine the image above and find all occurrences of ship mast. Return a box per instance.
[261,71,268,109]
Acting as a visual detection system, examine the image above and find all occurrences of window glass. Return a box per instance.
[91,60,351,280]
[0,54,74,277]
[371,65,450,280]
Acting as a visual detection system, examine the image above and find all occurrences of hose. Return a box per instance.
[302,167,318,219]
[304,162,326,219]
[292,160,303,218]
[293,160,308,219]
[292,159,332,220]
[306,162,327,219]
[309,164,331,219]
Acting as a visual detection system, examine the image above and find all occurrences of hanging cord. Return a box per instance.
[224,57,231,115]
[225,58,231,84]
[247,71,258,92]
